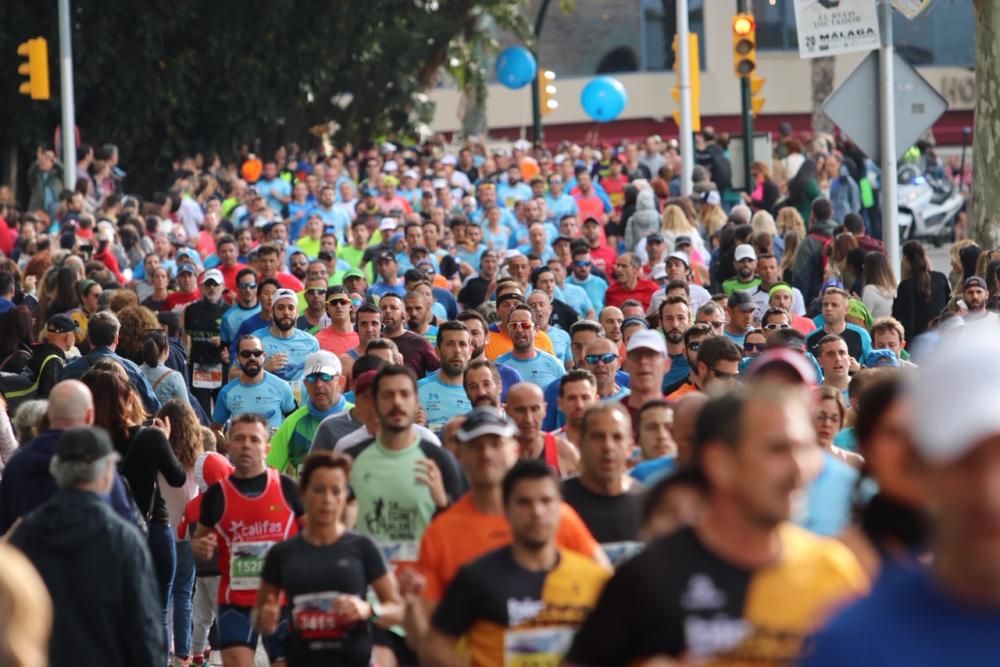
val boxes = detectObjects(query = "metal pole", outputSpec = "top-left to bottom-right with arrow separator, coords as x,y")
879,0 -> 899,277
738,0 -> 753,190
58,0 -> 77,187
531,0 -> 553,144
677,0 -> 694,196
958,126 -> 971,191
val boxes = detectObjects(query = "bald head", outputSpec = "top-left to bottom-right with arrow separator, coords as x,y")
506,382 -> 544,405
47,380 -> 94,429
672,391 -> 708,465
599,306 -> 625,343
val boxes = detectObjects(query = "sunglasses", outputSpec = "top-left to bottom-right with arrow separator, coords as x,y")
573,260 -> 592,268
239,282 -> 257,290
327,297 -> 351,306
744,342 -> 766,353
584,352 -> 618,365
508,321 -> 533,331
710,367 -> 740,381
687,341 -> 701,352
764,323 -> 790,330
304,372 -> 336,384
239,349 -> 264,359
306,288 -> 327,296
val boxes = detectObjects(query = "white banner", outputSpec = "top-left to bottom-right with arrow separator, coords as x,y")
794,0 -> 882,59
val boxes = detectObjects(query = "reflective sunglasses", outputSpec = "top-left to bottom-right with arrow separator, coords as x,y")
744,342 -> 766,353
305,288 -> 327,296
239,349 -> 264,359
239,282 -> 257,290
327,297 -> 351,306
764,323 -> 790,330
584,352 -> 618,365
507,321 -> 533,331
305,372 -> 336,384
573,260 -> 592,268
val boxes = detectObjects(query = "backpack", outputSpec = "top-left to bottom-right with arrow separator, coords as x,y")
2,354 -> 62,414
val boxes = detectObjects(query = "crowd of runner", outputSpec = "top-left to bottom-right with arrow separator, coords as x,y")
0,129 -> 996,667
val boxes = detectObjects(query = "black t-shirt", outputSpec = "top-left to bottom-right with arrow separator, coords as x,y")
184,298 -> 229,365
805,326 -> 866,361
261,532 -> 387,667
457,276 -> 491,309
119,426 -> 187,523
561,477 -> 644,566
388,331 -> 440,379
199,472 -> 305,528
141,295 -> 167,312
550,298 -> 579,331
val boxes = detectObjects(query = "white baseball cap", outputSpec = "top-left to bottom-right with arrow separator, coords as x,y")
912,331 -> 1000,464
383,160 -> 399,173
379,217 -> 397,231
271,288 -> 298,308
735,244 -> 757,262
200,269 -> 224,286
667,251 -> 690,267
304,350 -> 342,377
441,154 -> 457,166
626,329 -> 668,356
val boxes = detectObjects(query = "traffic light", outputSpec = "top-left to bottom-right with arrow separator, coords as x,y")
671,34 -> 701,131
750,74 -> 765,116
731,13 -> 757,79
17,37 -> 50,100
538,70 -> 557,116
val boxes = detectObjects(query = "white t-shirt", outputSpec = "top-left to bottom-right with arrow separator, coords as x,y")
335,423 -> 442,453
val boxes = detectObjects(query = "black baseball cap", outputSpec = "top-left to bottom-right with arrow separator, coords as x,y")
964,276 -> 988,291
496,292 -> 525,307
47,313 -> 78,334
727,290 -> 756,311
56,426 -> 115,463
376,251 -> 397,264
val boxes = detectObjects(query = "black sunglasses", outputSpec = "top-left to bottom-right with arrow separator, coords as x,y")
239,349 -> 264,359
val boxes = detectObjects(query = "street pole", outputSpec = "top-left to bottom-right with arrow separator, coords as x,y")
58,0 -> 77,187
737,0 -> 753,191
879,0 -> 899,277
531,0 -> 553,144
676,0 -> 694,196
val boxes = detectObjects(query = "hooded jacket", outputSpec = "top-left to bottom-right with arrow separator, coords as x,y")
791,217 -> 839,308
624,190 -> 662,251
9,488 -> 164,667
0,429 -> 140,533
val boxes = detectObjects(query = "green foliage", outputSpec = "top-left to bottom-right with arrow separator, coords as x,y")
0,0 -> 529,194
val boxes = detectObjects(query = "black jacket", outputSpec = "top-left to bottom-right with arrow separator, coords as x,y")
892,271 -> 951,342
26,341 -> 66,399
9,488 -> 163,667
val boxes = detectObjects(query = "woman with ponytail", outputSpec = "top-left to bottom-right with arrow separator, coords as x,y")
139,329 -> 190,405
891,240 -> 950,342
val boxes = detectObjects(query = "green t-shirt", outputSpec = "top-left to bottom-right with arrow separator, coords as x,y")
297,236 -> 322,260
722,277 -> 761,296
337,245 -> 365,270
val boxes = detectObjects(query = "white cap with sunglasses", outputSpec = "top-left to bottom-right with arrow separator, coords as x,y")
304,350 -> 342,378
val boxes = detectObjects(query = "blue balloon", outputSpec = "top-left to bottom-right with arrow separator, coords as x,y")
580,76 -> 628,122
495,46 -> 537,90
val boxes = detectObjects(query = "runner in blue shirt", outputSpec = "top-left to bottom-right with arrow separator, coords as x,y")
252,288 -> 320,402
495,305 -> 565,389
229,278 -> 280,359
213,335 -> 296,428
220,268 -> 262,349
566,247 -> 608,312
417,321 -> 474,431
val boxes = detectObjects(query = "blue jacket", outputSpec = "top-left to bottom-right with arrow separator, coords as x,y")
59,347 -> 161,414
0,429 -> 138,533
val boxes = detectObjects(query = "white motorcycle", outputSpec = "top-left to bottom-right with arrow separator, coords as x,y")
897,164 -> 966,247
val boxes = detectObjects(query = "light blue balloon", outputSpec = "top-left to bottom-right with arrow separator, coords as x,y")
495,46 -> 537,90
580,76 -> 628,122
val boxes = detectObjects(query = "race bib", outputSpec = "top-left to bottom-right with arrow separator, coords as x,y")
229,540 -> 277,590
292,591 -> 350,640
503,626 -> 575,667
378,541 -> 419,566
192,362 -> 223,389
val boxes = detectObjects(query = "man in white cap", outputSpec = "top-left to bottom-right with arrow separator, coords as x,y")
620,329 -> 670,433
266,350 -> 349,475
723,243 -> 761,296
804,331 -> 1000,666
251,288 -> 319,402
185,267 -> 231,413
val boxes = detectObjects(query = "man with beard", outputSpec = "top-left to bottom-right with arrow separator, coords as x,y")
340,305 -> 383,383
607,253 -> 659,311
483,285 -> 556,361
648,251 -> 712,317
457,310 -> 522,401
960,276 -> 998,328
221,268 -> 262,353
567,243 -> 609,312
345,365 -> 464,666
496,305 -> 565,389
185,268 -> 231,414
463,358 -> 505,410
213,335 -> 296,429
457,250 -> 499,309
252,288 -> 320,403
405,290 -> 438,344
288,250 -> 310,283
660,295 -> 692,392
295,276 -> 330,335
379,293 -> 440,379
556,370 -> 599,448
419,321 -> 474,431
256,243 -> 303,291
266,350 -> 350,475
507,383 -> 579,477
725,290 -> 757,348
722,244 -> 761,296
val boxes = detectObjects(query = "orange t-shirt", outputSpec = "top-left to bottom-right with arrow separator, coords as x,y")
315,327 -> 360,356
415,494 -> 601,601
484,328 -> 554,361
